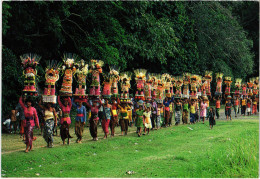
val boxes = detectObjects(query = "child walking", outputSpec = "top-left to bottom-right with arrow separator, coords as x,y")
156,101 -> 164,129
143,104 -> 152,135
135,100 -> 145,137
208,107 -> 216,129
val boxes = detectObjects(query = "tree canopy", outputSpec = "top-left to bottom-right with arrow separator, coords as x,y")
2,1 -> 258,117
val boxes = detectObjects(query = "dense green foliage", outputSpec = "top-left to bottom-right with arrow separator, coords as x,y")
2,1 -> 258,117
2,115 -> 259,177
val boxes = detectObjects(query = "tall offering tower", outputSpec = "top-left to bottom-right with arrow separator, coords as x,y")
144,74 -> 153,101
224,76 -> 232,98
204,71 -> 212,98
134,69 -> 147,101
215,72 -> 223,97
247,78 -> 254,97
74,59 -> 88,102
59,54 -> 77,96
20,54 -> 41,96
89,59 -> 104,98
119,72 -> 132,103
162,73 -> 172,98
110,67 -> 120,98
190,74 -> 199,99
234,78 -> 242,98
182,73 -> 190,99
42,60 -> 61,103
174,76 -> 183,99
253,77 -> 259,97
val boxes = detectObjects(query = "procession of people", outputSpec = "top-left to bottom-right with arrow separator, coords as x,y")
5,53 -> 259,153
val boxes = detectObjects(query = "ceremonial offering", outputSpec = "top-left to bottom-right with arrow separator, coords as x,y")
215,72 -> 224,97
119,72 -> 132,103
247,78 -> 254,97
59,54 -> 77,96
42,60 -> 62,103
20,54 -> 41,96
73,59 -> 88,102
89,59 -> 104,98
204,71 -> 212,97
171,76 -> 175,97
234,78 -> 242,97
174,76 -> 183,99
102,73 -> 112,99
224,76 -> 232,98
150,73 -> 158,99
197,75 -> 202,97
253,77 -> 259,97
134,69 -> 147,100
241,83 -> 248,97
190,74 -> 199,99
162,73 -> 172,98
110,67 -> 120,98
182,73 -> 191,99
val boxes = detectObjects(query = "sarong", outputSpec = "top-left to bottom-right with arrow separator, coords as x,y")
43,119 -> 54,144
75,121 -> 84,140
102,119 -> 110,134
25,121 -> 33,147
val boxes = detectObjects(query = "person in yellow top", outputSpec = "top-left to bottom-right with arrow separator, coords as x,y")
241,96 -> 247,116
143,103 -> 152,135
38,101 -> 57,148
252,97 -> 257,115
169,101 -> 174,126
189,99 -> 197,124
118,102 -> 132,136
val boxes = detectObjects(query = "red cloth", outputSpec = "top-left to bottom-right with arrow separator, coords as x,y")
19,97 -> 39,127
85,100 -> 102,115
20,120 -> 26,134
112,98 -> 120,110
58,96 -> 72,124
252,104 -> 257,114
102,119 -> 110,134
216,100 -> 220,109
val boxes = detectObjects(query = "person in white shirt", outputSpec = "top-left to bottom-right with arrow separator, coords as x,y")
143,104 -> 152,135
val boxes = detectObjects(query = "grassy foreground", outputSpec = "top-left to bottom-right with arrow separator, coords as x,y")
1,115 -> 259,178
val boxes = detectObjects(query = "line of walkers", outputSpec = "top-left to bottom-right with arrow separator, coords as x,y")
5,95 -> 258,153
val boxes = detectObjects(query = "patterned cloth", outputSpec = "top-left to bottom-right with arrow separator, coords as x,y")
43,119 -> 54,144
120,119 -> 129,132
135,110 -> 144,127
102,119 -> 110,134
25,121 -> 34,147
200,103 -> 208,117
190,113 -> 196,123
182,111 -> 189,124
175,111 -> 181,124
156,115 -> 161,127
110,116 -> 117,136
89,117 -> 98,138
75,121 -> 84,140
58,96 -> 72,125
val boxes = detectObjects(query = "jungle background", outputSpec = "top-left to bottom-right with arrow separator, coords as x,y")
2,1 -> 259,117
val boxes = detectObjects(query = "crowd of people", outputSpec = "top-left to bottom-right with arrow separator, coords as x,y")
3,94 -> 258,153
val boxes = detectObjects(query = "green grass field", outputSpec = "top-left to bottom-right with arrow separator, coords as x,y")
1,112 -> 259,178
